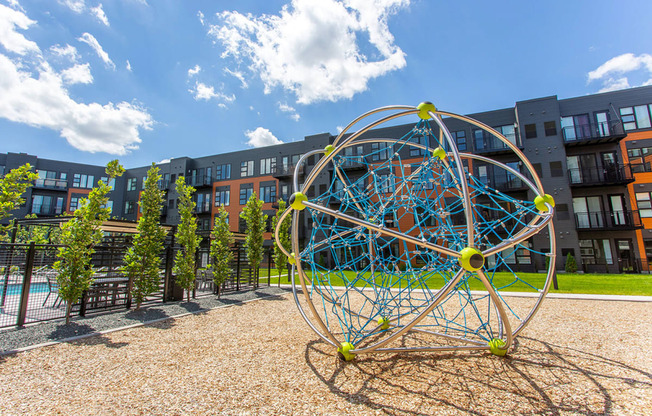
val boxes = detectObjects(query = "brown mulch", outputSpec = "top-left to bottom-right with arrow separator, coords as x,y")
0,294 -> 650,415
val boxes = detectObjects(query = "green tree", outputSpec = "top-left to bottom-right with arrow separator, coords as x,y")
209,205 -> 233,297
0,164 -> 38,239
122,164 -> 166,309
54,160 -> 124,324
240,191 -> 267,280
271,199 -> 291,282
564,253 -> 578,273
172,176 -> 202,302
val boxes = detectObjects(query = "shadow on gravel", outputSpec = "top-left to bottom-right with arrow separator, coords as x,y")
304,336 -> 652,415
124,307 -> 172,324
47,322 -> 96,342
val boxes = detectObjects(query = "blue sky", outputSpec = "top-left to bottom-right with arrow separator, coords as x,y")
1,0 -> 652,168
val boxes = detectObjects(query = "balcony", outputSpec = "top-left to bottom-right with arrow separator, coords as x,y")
568,165 -> 634,187
157,179 -> 169,190
189,175 -> 212,188
273,164 -> 304,179
574,210 -> 641,230
33,178 -> 67,190
331,158 -> 367,171
474,135 -> 521,156
562,121 -> 625,146
194,201 -> 212,214
478,172 -> 529,193
30,203 -> 64,216
160,205 -> 168,216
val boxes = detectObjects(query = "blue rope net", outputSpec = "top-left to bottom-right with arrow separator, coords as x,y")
294,114 -> 553,351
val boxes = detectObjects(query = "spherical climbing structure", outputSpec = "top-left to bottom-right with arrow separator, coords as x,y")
274,103 -> 556,360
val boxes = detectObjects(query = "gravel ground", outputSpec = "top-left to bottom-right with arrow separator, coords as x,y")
0,293 -> 650,415
0,286 -> 289,354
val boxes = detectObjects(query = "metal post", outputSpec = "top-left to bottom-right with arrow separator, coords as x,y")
236,246 -> 241,291
267,247 -> 271,286
163,227 -> 175,302
1,221 -> 19,307
17,241 -> 36,327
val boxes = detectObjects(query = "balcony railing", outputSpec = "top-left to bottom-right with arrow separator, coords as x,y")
574,210 -> 641,230
273,164 -> 304,178
157,179 -> 169,190
189,175 -> 212,187
567,164 -> 633,186
34,178 -> 67,190
478,172 -> 528,192
562,121 -> 625,145
30,203 -> 64,216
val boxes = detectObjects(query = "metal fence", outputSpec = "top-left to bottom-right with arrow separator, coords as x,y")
0,241 -> 266,329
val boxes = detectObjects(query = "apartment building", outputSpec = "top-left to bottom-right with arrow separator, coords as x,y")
2,85 -> 652,273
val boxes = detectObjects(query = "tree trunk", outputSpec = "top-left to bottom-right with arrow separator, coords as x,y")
65,301 -> 72,325
186,290 -> 190,303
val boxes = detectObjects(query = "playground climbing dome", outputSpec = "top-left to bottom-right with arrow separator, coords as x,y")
274,102 -> 556,361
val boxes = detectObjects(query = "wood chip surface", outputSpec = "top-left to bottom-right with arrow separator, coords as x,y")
0,294 -> 650,415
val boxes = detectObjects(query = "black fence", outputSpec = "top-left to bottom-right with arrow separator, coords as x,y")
0,241 -> 268,329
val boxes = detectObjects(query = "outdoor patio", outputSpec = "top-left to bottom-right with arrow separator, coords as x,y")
0,293 -> 649,415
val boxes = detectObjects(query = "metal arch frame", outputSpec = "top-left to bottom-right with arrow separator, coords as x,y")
273,103 -> 556,358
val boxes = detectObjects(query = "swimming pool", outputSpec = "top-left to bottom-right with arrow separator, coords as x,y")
0,283 -> 49,296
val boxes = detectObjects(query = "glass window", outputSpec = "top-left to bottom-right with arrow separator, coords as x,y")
239,186 -> 253,205
524,123 -> 537,139
636,192 -> 652,217
216,164 -> 231,180
124,201 -> 135,214
452,130 -> 466,151
260,184 -> 276,203
240,160 -> 254,177
127,178 -> 137,191
260,158 -> 276,175
544,121 -> 557,136
69,197 -> 79,212
549,161 -> 563,177
409,136 -> 428,157
621,105 -> 652,130
215,188 -> 230,206
371,143 -> 392,161
635,105 -> 652,129
627,147 -> 652,172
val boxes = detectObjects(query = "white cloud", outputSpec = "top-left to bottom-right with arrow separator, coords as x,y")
0,6 -> 153,155
209,0 -> 409,104
125,59 -> 131,71
588,53 -> 652,92
78,32 -> 115,69
189,81 -> 235,105
61,62 -> 93,84
224,67 -> 248,88
187,64 -> 201,77
157,158 -> 171,164
245,127 -> 283,147
59,0 -> 86,14
90,4 -> 109,26
277,102 -> 299,121
0,3 -> 39,55
197,10 -> 205,26
50,44 -> 79,62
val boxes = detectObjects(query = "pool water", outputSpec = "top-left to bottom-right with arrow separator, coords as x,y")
0,283 -> 49,296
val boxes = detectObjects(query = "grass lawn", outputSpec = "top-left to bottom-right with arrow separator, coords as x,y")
259,269 -> 652,296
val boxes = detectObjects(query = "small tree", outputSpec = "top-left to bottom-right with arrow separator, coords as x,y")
209,205 -> 233,297
54,160 -> 124,324
0,164 -> 38,239
564,253 -> 578,273
240,191 -> 267,278
172,176 -> 201,302
123,164 -> 166,309
271,199 -> 291,282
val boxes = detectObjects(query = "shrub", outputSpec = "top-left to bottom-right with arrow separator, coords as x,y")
564,253 -> 578,273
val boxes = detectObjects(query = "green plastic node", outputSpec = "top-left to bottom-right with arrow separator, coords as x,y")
432,147 -> 447,160
459,247 -> 484,272
289,192 -> 308,211
337,342 -> 356,361
288,253 -> 296,265
488,338 -> 508,356
534,194 -> 555,212
417,101 -> 436,119
378,317 -> 390,330
324,144 -> 335,156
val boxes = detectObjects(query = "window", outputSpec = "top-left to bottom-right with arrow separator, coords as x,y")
31,195 -> 63,215
171,174 -> 176,185
260,157 -> 276,175
452,130 -> 467,151
409,135 -> 428,157
100,176 -> 115,190
105,201 -> 113,214
556,203 -> 569,221
280,184 -> 290,201
620,105 -> 652,131
627,147 -> 652,172
573,196 -> 603,228
216,164 -> 231,180
524,123 -> 537,139
474,124 -> 516,150
544,121 -> 557,136
69,197 -> 79,212
215,188 -> 230,206
189,168 -> 211,186
532,163 -> 543,178
549,161 -> 563,177
124,201 -> 135,214
142,176 -> 147,190
240,160 -> 254,177
371,143 -> 392,161
195,193 -> 211,213
636,192 -> 652,217
377,173 -> 395,193
169,199 -> 176,209
260,184 -> 276,203
495,124 -> 516,145
73,173 -> 94,188
281,155 -> 300,170
560,114 -> 591,141
127,178 -> 137,191
579,239 -> 613,265
240,186 -> 253,205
